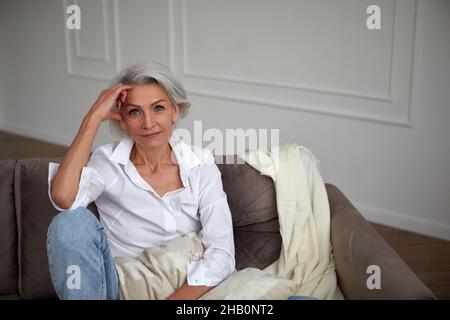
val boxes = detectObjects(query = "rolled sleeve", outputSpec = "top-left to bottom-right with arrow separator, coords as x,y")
187,158 -> 236,286
48,161 -> 105,211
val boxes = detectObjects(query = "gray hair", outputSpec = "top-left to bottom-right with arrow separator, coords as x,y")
109,62 -> 190,138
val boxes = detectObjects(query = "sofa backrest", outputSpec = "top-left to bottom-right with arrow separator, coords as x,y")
0,160 -> 19,298
14,158 -> 64,299
1,156 -> 282,299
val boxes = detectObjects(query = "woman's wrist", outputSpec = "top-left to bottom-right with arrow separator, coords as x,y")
166,283 -> 214,300
83,111 -> 103,128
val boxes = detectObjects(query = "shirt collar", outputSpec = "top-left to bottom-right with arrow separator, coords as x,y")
109,133 -> 202,174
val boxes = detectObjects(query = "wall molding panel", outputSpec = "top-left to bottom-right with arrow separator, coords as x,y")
169,0 -> 417,127
64,0 -> 120,81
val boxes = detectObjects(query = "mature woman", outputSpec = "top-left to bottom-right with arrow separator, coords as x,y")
47,62 -> 235,300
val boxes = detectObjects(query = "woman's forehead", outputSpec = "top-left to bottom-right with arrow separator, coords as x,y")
126,83 -> 170,103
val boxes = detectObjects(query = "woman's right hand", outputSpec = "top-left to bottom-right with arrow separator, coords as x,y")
87,83 -> 133,122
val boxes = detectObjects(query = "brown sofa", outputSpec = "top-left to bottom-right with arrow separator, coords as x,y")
0,156 -> 436,300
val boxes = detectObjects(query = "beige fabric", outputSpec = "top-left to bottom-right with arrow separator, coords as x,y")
114,143 -> 337,300
115,231 -> 298,300
199,268 -> 298,300
114,232 -> 204,300
235,144 -> 338,300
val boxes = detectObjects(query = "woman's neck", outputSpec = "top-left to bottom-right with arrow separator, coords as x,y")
131,143 -> 174,170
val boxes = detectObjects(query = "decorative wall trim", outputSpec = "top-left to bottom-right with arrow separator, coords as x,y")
180,0 -> 396,102
168,0 -> 418,128
63,0 -> 120,81
73,0 -> 109,62
356,202 -> 450,242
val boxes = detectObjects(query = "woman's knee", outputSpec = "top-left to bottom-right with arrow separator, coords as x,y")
47,207 -> 99,244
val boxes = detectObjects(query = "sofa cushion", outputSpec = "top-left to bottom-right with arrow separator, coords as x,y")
216,155 -> 281,270
0,159 -> 19,296
15,158 -> 62,299
216,155 -> 279,226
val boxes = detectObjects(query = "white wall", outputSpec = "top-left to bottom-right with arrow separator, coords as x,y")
0,0 -> 449,240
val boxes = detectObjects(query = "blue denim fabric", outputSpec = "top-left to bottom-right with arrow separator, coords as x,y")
46,207 -> 119,300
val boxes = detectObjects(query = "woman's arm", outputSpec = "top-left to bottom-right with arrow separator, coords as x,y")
167,153 -> 235,300
50,83 -> 132,209
166,283 -> 215,300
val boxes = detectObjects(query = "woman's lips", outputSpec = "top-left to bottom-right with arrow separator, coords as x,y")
141,131 -> 161,139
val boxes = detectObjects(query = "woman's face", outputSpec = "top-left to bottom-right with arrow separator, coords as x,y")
118,83 -> 179,149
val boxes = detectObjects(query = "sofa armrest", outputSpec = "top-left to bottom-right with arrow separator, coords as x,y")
325,184 -> 436,300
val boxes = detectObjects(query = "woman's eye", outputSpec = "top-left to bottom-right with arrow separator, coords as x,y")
155,105 -> 165,112
128,109 -> 140,116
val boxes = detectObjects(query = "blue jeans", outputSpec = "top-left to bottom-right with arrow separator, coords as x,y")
46,207 -> 119,300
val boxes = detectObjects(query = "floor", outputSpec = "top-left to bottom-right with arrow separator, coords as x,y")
371,224 -> 450,299
1,130 -> 449,299
0,130 -> 68,159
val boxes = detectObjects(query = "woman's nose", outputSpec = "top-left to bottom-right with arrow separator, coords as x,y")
141,112 -> 154,129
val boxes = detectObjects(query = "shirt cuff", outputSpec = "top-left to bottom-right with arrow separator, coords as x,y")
186,249 -> 235,287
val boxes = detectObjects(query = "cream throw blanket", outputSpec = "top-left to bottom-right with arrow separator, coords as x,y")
235,143 -> 338,299
114,143 -> 339,300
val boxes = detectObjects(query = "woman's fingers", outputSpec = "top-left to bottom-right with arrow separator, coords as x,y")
107,83 -> 123,92
114,85 -> 132,104
104,83 -> 132,107
116,90 -> 128,110
114,84 -> 133,94
120,91 -> 127,104
88,84 -> 133,122
107,83 -> 132,96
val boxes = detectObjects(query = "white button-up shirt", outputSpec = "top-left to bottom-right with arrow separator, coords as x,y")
48,133 -> 235,286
